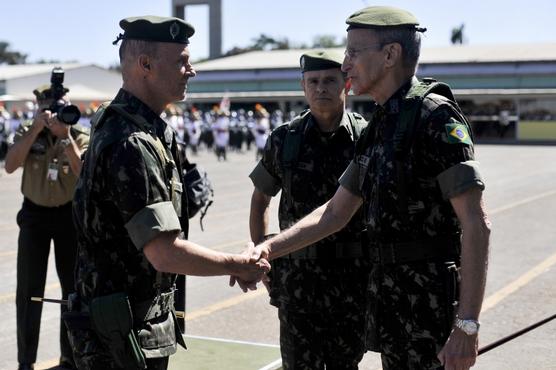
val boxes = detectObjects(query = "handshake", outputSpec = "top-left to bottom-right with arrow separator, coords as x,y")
228,242 -> 271,292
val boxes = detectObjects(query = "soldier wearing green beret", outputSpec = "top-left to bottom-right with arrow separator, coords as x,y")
5,84 -> 89,370
248,6 -> 490,370
69,15 -> 269,370
246,50 -> 370,368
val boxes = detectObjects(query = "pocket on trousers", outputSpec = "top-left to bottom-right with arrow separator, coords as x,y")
137,313 -> 178,358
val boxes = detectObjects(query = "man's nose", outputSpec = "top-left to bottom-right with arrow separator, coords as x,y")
341,58 -> 351,73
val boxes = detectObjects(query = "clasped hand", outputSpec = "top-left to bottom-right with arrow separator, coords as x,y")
229,242 -> 270,292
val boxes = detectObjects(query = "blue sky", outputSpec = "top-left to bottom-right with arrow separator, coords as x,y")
1,0 -> 554,67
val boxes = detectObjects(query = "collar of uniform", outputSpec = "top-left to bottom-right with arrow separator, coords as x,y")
113,88 -> 166,137
305,111 -> 353,140
381,76 -> 417,115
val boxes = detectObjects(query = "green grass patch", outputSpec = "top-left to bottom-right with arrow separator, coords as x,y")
519,121 -> 556,140
169,335 -> 281,370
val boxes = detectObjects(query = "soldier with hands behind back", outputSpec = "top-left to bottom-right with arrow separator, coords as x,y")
247,50 -> 370,369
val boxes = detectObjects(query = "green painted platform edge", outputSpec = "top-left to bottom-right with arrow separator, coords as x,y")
169,336 -> 281,370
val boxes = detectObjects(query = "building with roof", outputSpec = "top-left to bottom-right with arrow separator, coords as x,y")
0,63 -> 121,109
188,42 -> 556,141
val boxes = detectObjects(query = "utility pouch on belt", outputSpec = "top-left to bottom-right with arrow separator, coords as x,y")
89,293 -> 147,370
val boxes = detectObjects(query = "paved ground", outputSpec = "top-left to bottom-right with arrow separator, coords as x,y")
0,144 -> 555,369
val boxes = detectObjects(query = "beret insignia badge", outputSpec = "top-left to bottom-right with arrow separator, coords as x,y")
169,22 -> 180,40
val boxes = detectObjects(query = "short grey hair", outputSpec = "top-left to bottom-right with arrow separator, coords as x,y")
119,39 -> 160,82
119,39 -> 159,65
374,27 -> 421,70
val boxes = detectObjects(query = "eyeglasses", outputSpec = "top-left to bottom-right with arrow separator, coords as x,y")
344,44 -> 383,59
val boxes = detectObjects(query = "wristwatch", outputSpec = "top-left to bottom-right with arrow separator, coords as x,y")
454,316 -> 480,335
60,138 -> 72,148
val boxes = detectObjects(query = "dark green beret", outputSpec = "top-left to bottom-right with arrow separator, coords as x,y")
113,15 -> 195,45
300,50 -> 344,72
33,85 -> 68,101
346,6 -> 426,32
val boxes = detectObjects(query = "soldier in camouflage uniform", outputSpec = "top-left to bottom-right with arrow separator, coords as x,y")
5,85 -> 89,370
70,16 -> 269,370
251,6 -> 491,370
248,51 -> 370,369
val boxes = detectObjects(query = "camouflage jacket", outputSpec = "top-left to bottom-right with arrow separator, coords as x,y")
73,89 -> 186,306
340,78 -> 485,243
251,111 -> 366,247
250,111 -> 371,312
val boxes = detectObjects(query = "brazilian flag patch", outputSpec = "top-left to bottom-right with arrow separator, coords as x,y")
445,120 -> 472,145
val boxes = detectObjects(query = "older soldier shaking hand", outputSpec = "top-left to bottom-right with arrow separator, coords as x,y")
70,16 -> 269,370
245,6 -> 490,370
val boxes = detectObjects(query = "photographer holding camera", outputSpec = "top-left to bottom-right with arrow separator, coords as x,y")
5,68 -> 89,370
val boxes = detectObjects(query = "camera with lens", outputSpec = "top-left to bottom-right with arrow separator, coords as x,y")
46,67 -> 81,125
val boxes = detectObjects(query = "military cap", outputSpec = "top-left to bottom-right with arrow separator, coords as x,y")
113,15 -> 195,45
346,6 -> 426,32
32,85 -> 68,101
300,50 -> 344,72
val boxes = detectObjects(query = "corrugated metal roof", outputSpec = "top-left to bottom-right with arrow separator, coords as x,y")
420,43 -> 556,64
194,43 -> 556,72
0,63 -> 86,80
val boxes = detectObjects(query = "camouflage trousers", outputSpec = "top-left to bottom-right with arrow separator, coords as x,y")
278,308 -> 368,370
67,327 -> 169,370
269,258 -> 371,369
367,260 -> 459,370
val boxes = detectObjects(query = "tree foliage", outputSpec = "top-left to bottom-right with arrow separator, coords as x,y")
0,41 -> 27,64
451,24 -> 466,45
223,33 -> 345,58
312,35 -> 345,48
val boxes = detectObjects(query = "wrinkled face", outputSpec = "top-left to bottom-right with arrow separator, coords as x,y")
301,68 -> 346,112
151,43 -> 196,104
342,28 -> 385,96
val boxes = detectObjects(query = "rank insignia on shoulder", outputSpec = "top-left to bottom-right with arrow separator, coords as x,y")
445,120 -> 472,145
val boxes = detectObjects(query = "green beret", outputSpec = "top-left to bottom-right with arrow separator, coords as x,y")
113,15 -> 195,45
346,6 -> 426,32
300,50 -> 344,72
33,85 -> 68,101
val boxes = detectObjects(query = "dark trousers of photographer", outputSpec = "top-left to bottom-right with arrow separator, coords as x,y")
16,198 -> 77,365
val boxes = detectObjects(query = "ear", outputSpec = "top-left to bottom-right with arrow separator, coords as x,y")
384,43 -> 403,68
300,77 -> 306,93
138,54 -> 152,74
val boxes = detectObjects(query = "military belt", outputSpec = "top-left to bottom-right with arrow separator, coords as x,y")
132,289 -> 175,323
368,234 -> 461,265
63,290 -> 176,332
287,241 -> 367,260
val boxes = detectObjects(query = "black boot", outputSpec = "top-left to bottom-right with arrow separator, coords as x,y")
17,364 -> 34,370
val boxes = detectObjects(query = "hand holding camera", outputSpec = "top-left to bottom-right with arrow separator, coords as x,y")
41,67 -> 81,126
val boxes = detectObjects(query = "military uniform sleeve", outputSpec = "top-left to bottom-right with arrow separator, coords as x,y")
104,136 -> 181,250
419,101 -> 485,199
338,159 -> 363,197
248,127 -> 284,196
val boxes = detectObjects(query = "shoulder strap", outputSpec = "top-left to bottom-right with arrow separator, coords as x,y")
98,103 -> 177,297
107,104 -> 172,170
281,109 -> 311,209
394,78 -> 460,222
346,112 -> 367,141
